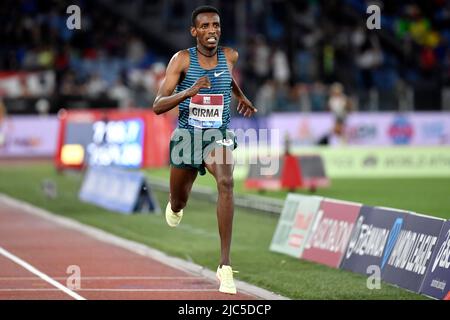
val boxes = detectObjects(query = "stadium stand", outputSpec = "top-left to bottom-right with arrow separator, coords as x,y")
2,0 -> 450,115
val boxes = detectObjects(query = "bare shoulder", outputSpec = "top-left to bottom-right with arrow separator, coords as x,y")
222,47 -> 239,65
168,49 -> 190,72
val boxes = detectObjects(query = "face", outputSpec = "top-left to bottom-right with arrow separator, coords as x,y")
191,12 -> 221,50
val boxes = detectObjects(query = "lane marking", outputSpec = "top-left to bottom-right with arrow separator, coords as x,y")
0,288 -> 217,292
0,246 -> 86,300
0,193 -> 288,300
0,276 -> 201,281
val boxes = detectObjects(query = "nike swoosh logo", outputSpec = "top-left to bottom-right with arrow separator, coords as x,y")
216,139 -> 233,147
214,71 -> 225,77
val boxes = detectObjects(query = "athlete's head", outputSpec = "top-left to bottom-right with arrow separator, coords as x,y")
191,5 -> 221,50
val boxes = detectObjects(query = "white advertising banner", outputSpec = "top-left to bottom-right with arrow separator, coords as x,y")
268,112 -> 450,147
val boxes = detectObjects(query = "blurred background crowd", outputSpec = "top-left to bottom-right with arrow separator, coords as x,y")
1,0 -> 450,116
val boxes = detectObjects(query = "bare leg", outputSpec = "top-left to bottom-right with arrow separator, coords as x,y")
169,166 -> 198,212
205,147 -> 234,266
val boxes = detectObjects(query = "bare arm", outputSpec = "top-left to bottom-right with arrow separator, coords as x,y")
224,47 -> 245,99
224,47 -> 257,117
231,77 -> 246,100
152,51 -> 210,115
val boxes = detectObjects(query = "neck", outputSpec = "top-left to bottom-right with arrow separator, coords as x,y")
196,45 -> 218,58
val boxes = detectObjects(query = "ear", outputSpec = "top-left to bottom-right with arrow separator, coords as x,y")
190,26 -> 197,38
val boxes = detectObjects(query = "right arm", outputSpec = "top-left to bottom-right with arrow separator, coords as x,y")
152,50 -> 211,115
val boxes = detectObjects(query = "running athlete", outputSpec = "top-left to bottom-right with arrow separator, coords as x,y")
152,5 -> 257,295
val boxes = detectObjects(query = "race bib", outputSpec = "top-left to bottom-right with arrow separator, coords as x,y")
188,94 -> 223,129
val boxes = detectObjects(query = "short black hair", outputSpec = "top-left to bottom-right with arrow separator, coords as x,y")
191,5 -> 220,27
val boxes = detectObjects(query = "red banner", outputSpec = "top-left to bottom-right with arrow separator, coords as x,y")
55,108 -> 174,170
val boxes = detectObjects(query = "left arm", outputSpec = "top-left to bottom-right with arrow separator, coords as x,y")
224,47 -> 258,117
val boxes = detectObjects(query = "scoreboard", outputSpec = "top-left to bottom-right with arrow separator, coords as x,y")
87,118 -> 144,167
55,109 -> 174,170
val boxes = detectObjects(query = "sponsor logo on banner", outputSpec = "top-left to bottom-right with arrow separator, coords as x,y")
340,206 -> 406,275
382,213 -> 444,293
0,116 -> 59,157
270,194 -> 322,258
388,116 -> 414,145
286,147 -> 450,178
267,112 -> 450,147
301,199 -> 361,268
421,122 -> 445,140
381,218 -> 404,269
347,125 -> 377,143
420,220 -> 450,299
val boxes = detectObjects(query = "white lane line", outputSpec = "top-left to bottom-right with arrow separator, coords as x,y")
0,246 -> 86,300
0,276 -> 202,281
0,288 -> 217,292
0,193 -> 289,300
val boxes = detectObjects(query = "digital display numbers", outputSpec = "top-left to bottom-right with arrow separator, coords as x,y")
86,119 -> 144,168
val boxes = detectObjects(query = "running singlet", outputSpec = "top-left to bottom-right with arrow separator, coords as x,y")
175,47 -> 232,130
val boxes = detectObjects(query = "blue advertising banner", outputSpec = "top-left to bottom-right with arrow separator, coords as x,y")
79,166 -> 160,214
420,220 -> 450,299
340,206 -> 407,275
382,213 -> 444,293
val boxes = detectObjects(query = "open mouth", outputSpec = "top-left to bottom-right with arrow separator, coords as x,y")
207,37 -> 217,44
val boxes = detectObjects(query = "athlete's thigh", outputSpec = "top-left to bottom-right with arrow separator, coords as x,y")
169,166 -> 198,201
204,147 -> 234,180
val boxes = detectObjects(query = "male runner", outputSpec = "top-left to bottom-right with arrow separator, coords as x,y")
152,5 -> 257,294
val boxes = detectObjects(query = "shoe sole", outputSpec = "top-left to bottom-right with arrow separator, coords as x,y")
216,274 -> 237,295
165,212 -> 182,227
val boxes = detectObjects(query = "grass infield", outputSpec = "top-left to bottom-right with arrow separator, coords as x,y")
1,163 -> 449,299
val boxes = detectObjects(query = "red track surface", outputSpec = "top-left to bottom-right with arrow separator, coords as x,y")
0,200 -> 256,300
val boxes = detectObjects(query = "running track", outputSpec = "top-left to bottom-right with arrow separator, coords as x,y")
0,195 -> 280,300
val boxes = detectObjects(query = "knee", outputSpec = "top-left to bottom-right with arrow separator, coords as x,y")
170,198 -> 187,212
217,176 -> 234,193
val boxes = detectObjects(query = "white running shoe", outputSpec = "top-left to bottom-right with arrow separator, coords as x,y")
216,265 -> 237,295
165,202 -> 183,227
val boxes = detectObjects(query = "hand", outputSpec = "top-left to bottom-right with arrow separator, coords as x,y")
188,76 -> 211,97
237,97 -> 258,117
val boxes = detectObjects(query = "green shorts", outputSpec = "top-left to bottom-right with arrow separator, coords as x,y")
169,128 -> 237,175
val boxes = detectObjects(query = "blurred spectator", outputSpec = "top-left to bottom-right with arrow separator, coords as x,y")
272,48 -> 290,85
108,78 -> 131,109
310,81 -> 327,112
127,36 -> 146,65
37,45 -> 55,69
19,74 -> 31,98
328,82 -> 352,144
420,47 -> 437,72
0,99 -> 7,147
86,73 -> 108,98
328,82 -> 352,123
2,0 -> 450,113
251,35 -> 271,86
356,35 -> 383,90
291,83 -> 312,113
254,79 -> 276,116
60,71 -> 78,96
35,98 -> 50,115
